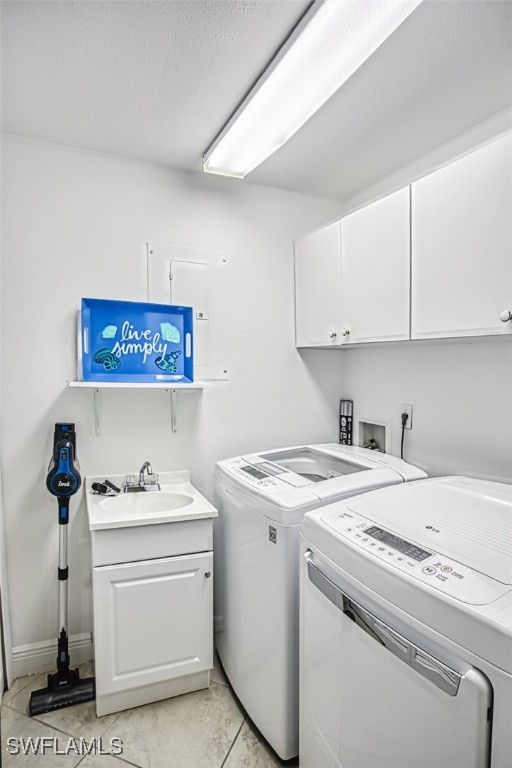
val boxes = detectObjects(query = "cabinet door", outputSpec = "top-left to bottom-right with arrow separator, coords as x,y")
94,553 -> 213,697
341,187 -> 410,343
295,221 -> 342,346
412,133 -> 512,339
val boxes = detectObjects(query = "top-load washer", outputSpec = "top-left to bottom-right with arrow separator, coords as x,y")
213,444 -> 426,759
300,475 -> 512,768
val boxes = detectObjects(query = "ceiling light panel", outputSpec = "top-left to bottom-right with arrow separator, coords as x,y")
203,0 -> 423,178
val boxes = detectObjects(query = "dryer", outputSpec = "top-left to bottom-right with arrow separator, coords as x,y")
214,444 -> 426,759
300,476 -> 512,768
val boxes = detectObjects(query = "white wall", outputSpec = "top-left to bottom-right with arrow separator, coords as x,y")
0,203 -> 13,691
0,137 -> 342,671
341,340 -> 512,481
0,207 -> 2,695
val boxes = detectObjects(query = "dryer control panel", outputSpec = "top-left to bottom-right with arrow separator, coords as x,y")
322,509 -> 510,605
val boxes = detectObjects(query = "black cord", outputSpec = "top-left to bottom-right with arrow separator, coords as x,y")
400,411 -> 409,459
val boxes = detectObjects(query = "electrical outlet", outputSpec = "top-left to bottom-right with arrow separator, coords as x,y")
401,403 -> 413,430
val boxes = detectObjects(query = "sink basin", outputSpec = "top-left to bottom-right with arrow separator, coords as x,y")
99,492 -> 194,515
86,470 -> 217,531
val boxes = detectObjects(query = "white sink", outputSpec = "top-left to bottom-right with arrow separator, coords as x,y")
99,492 -> 194,515
86,470 -> 217,530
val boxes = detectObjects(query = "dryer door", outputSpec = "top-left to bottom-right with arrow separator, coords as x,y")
300,553 -> 492,768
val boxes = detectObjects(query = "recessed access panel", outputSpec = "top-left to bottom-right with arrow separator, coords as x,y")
170,260 -> 209,370
148,243 -> 219,380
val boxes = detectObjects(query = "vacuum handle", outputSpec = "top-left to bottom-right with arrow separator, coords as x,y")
58,497 -> 69,525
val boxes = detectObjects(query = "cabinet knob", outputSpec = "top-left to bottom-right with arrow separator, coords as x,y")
328,330 -> 337,339
341,327 -> 350,337
204,571 -> 211,578
499,310 -> 512,323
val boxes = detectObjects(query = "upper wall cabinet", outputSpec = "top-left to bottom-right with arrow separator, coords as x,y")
295,221 -> 342,347
340,187 -> 410,344
411,133 -> 512,339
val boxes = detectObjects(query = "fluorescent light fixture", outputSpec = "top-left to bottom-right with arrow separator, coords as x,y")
203,0 -> 423,178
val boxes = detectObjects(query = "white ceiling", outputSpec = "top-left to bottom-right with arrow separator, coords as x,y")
2,0 -> 512,201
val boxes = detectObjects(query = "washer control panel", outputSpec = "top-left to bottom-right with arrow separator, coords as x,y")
322,510 -> 510,605
222,458 -> 287,491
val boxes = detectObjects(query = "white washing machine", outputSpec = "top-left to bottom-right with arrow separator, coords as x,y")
213,444 -> 426,760
300,476 -> 512,768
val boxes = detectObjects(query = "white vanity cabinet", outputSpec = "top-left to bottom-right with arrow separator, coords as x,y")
86,472 -> 217,717
340,186 -> 410,344
93,552 -> 213,716
295,221 -> 342,346
411,133 -> 512,339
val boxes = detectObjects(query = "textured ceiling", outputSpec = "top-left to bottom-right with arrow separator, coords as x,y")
1,1 -> 311,169
2,1 -> 512,201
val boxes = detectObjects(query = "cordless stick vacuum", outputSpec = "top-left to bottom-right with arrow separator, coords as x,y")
29,424 -> 95,716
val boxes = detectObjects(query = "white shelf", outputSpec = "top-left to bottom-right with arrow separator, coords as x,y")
68,380 -> 210,390
68,380 -> 217,435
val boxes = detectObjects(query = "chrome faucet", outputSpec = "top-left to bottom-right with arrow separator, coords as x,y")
123,462 -> 160,492
139,461 -> 153,486
138,461 -> 160,491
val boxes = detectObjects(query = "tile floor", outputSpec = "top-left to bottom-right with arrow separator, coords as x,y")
1,657 -> 296,767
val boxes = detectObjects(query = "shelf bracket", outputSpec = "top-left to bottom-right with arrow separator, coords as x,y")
93,388 -> 102,437
170,388 -> 179,433
67,380 -> 211,436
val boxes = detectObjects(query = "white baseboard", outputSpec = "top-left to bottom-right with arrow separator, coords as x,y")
12,633 -> 93,679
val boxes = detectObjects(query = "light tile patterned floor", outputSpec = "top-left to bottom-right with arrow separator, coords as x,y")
1,656 -> 296,767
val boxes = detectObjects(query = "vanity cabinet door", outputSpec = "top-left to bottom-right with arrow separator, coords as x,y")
295,221 -> 343,346
93,552 -> 213,698
412,133 -> 512,339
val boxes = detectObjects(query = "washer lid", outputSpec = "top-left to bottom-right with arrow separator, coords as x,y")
261,446 -> 367,483
260,444 -> 426,485
215,445 -> 426,523
341,476 -> 512,586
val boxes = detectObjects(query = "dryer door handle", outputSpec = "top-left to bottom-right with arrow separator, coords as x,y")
305,552 -> 461,696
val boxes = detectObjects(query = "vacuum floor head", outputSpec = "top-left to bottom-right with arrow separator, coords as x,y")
29,670 -> 95,716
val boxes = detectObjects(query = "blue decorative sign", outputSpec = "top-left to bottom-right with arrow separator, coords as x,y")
81,298 -> 194,382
